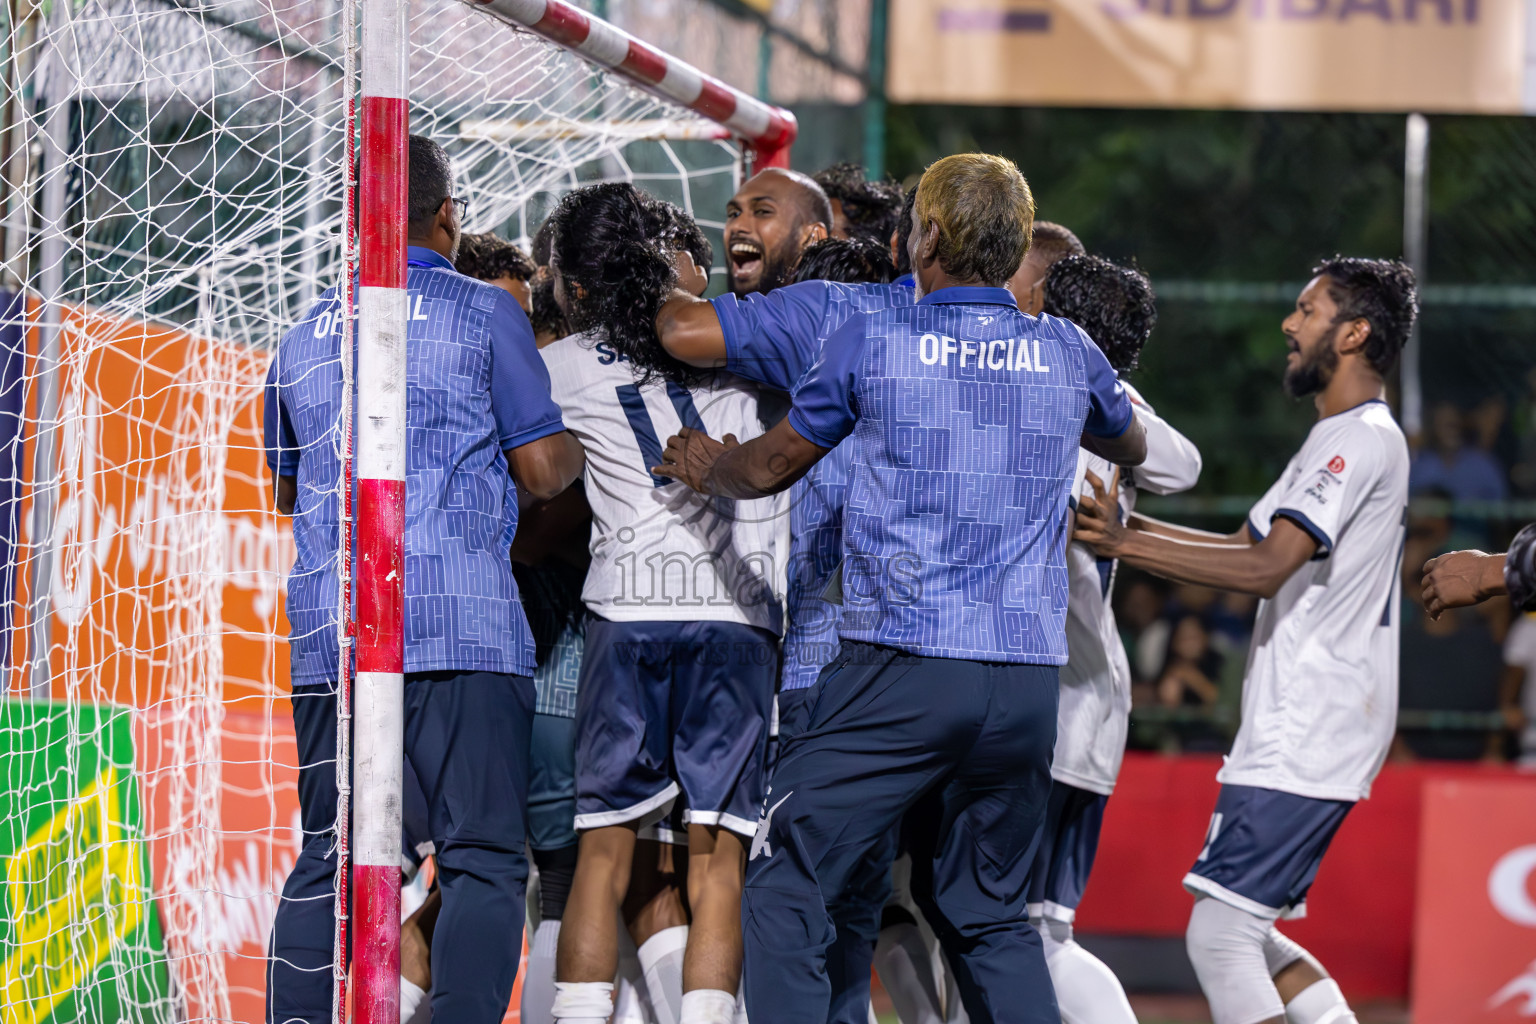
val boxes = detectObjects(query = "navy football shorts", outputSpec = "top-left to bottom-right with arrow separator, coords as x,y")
1183,783 -> 1354,919
574,617 -> 778,838
1025,781 -> 1108,923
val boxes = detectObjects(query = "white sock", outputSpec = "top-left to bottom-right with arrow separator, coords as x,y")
615,975 -> 651,1024
520,919 -> 562,1024
551,980 -> 614,1024
680,988 -> 738,1024
637,926 -> 688,1024
1285,979 -> 1357,1024
1035,915 -> 1135,1024
400,977 -> 429,1024
873,922 -> 946,1024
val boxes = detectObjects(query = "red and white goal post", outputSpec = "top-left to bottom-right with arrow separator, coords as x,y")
345,2 -> 796,1022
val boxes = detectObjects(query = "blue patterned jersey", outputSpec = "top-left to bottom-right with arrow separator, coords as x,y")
712,276 -> 916,688
788,286 -> 1133,665
264,246 -> 566,682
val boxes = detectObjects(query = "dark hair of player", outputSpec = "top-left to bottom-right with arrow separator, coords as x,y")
813,162 -> 907,247
1310,256 -> 1419,376
455,232 -> 536,282
641,197 -> 713,271
914,153 -> 1034,287
531,216 -> 557,267
1031,221 -> 1086,267
794,237 -> 896,285
893,180 -> 919,277
407,134 -> 454,230
1042,254 -> 1157,373
1508,522 -> 1536,613
549,182 -> 700,387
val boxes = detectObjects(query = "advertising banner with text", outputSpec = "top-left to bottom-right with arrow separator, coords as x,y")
888,0 -> 1534,113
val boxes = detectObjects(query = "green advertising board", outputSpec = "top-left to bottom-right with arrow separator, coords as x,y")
0,701 -> 172,1024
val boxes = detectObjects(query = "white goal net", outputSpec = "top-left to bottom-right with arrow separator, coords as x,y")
0,0 -> 768,1019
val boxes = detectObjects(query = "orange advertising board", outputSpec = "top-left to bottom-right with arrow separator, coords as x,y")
1412,777 -> 1536,1023
7,300 -> 292,706
888,0 -> 1533,113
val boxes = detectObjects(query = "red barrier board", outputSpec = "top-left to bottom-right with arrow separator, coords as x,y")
1411,778 -> 1536,1024
1077,753 -> 1522,1001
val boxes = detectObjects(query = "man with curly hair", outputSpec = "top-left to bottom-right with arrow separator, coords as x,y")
1075,257 -> 1418,1024
540,183 -> 786,1024
812,162 -> 905,249
456,231 -> 538,311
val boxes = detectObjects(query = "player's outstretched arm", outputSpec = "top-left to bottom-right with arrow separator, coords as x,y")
654,281 -> 728,368
1424,523 -> 1536,617
1421,550 -> 1507,618
1124,512 -> 1252,547
653,420 -> 828,499
1075,470 -> 1316,598
507,431 -> 585,502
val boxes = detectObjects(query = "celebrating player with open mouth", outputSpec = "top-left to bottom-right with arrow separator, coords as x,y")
1074,257 -> 1418,1024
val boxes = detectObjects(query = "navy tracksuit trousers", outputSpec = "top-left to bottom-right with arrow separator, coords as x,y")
742,640 -> 1060,1024
266,671 -> 534,1024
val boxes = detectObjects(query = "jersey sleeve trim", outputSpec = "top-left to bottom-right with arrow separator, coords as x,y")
1271,508 -> 1333,558
1246,517 -> 1265,543
502,417 -> 567,452
711,295 -> 746,376
1086,398 -> 1135,439
787,406 -> 844,450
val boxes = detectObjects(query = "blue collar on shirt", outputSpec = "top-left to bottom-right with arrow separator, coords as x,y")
917,285 -> 1018,307
407,245 -> 455,271
894,273 -> 915,289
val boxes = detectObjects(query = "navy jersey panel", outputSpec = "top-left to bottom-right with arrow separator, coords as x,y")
787,287 -> 1133,664
264,246 -> 565,681
1025,781 -> 1108,919
710,277 -> 917,692
741,641 -> 1059,1024
574,618 -> 777,836
1184,784 -> 1353,918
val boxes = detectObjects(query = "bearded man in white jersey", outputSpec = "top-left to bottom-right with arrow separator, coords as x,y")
1075,256 -> 1417,1024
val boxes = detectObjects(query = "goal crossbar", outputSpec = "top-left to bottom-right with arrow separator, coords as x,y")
462,0 -> 798,168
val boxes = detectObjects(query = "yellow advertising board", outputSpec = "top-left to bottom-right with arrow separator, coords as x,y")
888,0 -> 1533,113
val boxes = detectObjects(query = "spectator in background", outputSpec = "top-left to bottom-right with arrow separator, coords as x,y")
1411,401 -> 1508,502
1510,368 -> 1536,496
1117,577 -> 1167,686
1155,614 -> 1227,752
1502,610 -> 1536,765
811,161 -> 906,248
1396,500 -> 1506,761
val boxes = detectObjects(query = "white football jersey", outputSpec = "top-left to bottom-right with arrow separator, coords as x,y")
542,332 -> 788,633
1220,399 -> 1408,801
1059,383 -> 1202,795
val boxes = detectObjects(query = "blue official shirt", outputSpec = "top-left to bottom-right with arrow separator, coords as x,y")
788,285 -> 1133,665
711,276 -> 916,688
264,246 -> 566,683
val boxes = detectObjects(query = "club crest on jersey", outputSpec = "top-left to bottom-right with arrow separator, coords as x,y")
917,333 -> 1051,373
1328,455 -> 1346,474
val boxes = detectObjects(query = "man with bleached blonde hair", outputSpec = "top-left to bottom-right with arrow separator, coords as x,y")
652,152 -> 1148,1024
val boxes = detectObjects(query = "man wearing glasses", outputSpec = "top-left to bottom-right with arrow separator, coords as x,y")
264,134 -> 584,1024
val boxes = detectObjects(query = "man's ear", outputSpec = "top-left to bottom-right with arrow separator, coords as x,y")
917,220 -> 941,265
435,196 -> 455,235
1337,317 -> 1372,357
801,221 -> 829,246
